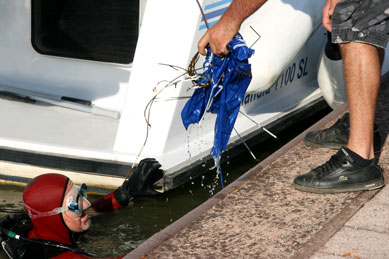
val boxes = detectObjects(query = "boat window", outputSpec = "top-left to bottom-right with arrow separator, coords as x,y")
31,0 -> 139,64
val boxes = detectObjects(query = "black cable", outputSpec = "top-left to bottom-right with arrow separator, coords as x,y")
0,226 -> 95,257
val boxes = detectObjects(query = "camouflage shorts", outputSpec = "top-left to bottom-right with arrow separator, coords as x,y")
331,0 -> 389,49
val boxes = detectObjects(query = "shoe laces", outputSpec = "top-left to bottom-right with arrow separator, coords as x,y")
322,118 -> 348,134
313,153 -> 344,177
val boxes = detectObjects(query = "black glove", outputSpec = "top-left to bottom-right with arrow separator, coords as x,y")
122,158 -> 164,197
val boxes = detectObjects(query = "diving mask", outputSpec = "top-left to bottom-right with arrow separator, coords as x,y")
25,183 -> 91,219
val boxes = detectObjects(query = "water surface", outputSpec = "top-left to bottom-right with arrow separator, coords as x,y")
0,108 -> 330,258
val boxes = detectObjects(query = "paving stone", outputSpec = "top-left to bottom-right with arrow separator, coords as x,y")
370,181 -> 389,205
344,199 -> 389,233
311,252 -> 350,259
312,227 -> 389,259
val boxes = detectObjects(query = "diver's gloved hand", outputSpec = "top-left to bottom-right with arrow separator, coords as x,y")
123,158 -> 164,197
113,158 -> 163,206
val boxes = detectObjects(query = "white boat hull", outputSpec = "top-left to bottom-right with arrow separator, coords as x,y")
0,0 -> 370,191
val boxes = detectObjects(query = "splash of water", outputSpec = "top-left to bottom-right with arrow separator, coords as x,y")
213,155 -> 224,188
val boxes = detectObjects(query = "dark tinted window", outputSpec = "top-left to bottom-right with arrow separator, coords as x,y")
32,0 -> 139,64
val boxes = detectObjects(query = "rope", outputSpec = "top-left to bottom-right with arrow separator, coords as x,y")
124,0 -> 211,184
123,69 -> 198,182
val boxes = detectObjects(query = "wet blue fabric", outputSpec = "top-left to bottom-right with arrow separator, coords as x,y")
181,34 -> 254,158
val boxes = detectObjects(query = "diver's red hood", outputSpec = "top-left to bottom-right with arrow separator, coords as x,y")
23,173 -> 74,245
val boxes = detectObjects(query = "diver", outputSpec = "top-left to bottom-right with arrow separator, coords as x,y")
0,158 -> 163,258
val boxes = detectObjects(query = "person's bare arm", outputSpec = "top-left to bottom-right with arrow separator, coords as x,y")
322,0 -> 341,32
198,0 -> 267,56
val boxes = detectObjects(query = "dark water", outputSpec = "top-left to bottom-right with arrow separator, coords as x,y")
0,107 -> 331,258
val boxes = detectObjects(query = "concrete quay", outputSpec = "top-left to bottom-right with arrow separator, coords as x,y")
126,76 -> 389,259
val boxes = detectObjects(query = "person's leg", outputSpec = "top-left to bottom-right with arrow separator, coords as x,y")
293,0 -> 388,193
303,0 -> 388,153
341,42 -> 384,160
293,43 -> 385,193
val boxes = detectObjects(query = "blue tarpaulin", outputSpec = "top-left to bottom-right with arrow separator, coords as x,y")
181,33 -> 254,160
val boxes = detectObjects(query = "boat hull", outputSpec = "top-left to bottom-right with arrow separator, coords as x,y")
0,0 -> 357,191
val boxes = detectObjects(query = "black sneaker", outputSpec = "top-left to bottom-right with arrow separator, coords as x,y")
304,113 -> 382,153
293,147 -> 384,193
